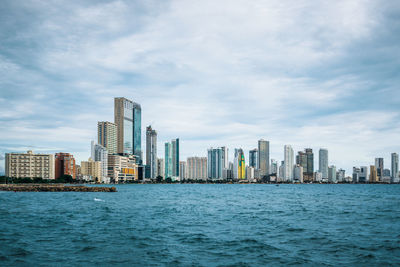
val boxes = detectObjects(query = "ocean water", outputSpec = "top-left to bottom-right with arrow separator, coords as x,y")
0,184 -> 399,266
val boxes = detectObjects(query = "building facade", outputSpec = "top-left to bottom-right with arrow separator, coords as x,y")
249,149 -> 258,169
157,158 -> 165,178
370,165 -> 378,183
284,145 -> 294,181
294,165 -> 303,183
5,151 -> 55,179
328,165 -> 337,183
171,138 -> 180,178
91,141 -> 108,183
97,121 -> 117,154
207,147 -> 224,179
179,161 -> 187,180
296,148 -> 314,182
165,142 -> 172,179
319,149 -> 328,179
55,152 -> 76,179
187,157 -> 207,180
146,126 -> 157,179
107,154 -> 138,183
114,97 -> 141,160
81,158 -> 102,182
237,149 -> 246,179
258,139 -> 270,177
391,153 -> 399,181
375,158 -> 384,181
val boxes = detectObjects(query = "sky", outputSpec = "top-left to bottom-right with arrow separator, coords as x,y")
0,0 -> 399,175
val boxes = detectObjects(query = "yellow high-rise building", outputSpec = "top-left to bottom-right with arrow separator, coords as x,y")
370,165 -> 378,183
238,149 -> 246,179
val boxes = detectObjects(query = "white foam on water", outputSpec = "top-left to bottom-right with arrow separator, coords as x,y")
94,198 -> 104,202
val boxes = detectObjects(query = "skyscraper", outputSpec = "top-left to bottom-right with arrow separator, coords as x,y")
165,143 -> 172,178
319,149 -> 328,179
284,145 -> 294,181
221,146 -> 228,170
179,161 -> 187,180
207,147 -> 223,179
258,139 -> 270,177
114,97 -> 141,160
157,158 -> 165,178
294,165 -> 303,183
375,158 -> 384,181
360,166 -> 368,183
237,149 -> 245,179
146,126 -> 157,179
187,157 -> 207,180
97,121 -> 117,154
391,153 -> 399,181
91,141 -> 108,182
296,148 -> 314,182
328,165 -> 336,183
249,149 -> 258,169
171,138 -> 180,178
370,165 -> 378,183
270,159 -> 278,175
233,148 -> 239,179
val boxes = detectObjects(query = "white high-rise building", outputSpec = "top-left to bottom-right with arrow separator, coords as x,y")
284,145 -> 294,181
270,159 -> 278,175
319,149 -> 329,179
91,141 -> 108,183
294,165 -> 303,183
179,161 -> 187,180
278,161 -> 285,182
233,149 -> 239,179
328,165 -> 337,183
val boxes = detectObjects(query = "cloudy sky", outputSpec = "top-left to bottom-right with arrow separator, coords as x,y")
0,0 -> 399,175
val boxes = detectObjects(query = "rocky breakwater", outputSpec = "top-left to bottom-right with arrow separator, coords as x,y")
0,184 -> 117,192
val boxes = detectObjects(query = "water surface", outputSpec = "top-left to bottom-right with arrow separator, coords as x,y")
0,184 -> 399,266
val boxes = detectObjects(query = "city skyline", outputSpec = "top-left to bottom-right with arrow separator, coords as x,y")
1,1 -> 400,175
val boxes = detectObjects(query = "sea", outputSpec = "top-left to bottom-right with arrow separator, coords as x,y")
0,184 -> 399,266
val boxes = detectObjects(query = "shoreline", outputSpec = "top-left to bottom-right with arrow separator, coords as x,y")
0,184 -> 117,192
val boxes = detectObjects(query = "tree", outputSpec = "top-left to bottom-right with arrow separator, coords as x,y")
165,177 -> 172,183
156,176 -> 163,183
56,175 -> 74,183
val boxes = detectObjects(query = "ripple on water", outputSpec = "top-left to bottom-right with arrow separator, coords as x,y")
0,184 -> 399,266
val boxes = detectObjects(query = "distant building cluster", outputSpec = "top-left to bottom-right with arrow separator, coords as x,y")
4,97 -> 400,184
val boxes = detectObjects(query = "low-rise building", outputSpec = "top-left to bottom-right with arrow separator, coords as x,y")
81,158 -> 102,183
5,150 -> 55,179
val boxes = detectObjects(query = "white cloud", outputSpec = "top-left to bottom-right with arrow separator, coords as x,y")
0,0 -> 399,175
